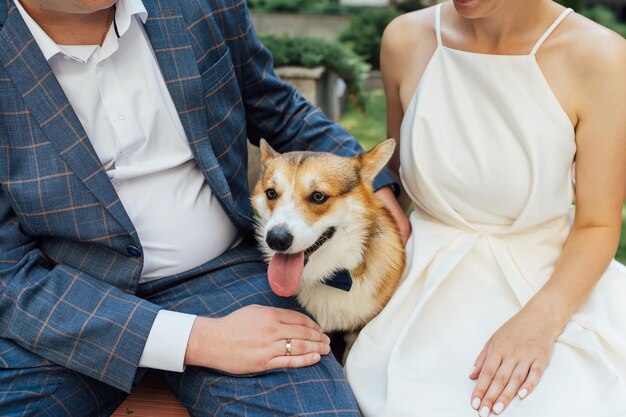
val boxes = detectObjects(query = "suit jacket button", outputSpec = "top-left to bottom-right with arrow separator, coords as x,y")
126,245 -> 142,257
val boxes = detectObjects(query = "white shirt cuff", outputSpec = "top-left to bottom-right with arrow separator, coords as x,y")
138,310 -> 197,372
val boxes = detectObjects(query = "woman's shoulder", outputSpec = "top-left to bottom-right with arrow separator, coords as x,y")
554,10 -> 626,75
381,6 -> 439,89
382,6 -> 438,57
380,7 -> 441,114
546,9 -> 625,133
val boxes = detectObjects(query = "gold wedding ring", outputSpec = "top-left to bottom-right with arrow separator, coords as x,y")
285,339 -> 292,355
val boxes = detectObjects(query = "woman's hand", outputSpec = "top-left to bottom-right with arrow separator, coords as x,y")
469,302 -> 565,416
185,305 -> 331,374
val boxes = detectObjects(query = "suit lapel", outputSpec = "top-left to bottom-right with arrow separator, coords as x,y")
143,0 -> 233,211
0,0 -> 233,235
0,4 -> 137,235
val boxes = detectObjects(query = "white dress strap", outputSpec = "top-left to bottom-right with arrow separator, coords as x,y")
435,3 -> 443,47
530,8 -> 573,55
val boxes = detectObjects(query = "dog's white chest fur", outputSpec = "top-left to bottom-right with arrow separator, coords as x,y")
297,275 -> 381,332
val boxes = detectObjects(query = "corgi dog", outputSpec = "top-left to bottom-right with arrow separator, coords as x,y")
251,139 -> 406,332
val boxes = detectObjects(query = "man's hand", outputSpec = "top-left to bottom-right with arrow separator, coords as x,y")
184,305 -> 331,374
375,186 -> 411,245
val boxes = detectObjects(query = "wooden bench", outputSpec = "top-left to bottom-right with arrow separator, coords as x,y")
112,371 -> 189,417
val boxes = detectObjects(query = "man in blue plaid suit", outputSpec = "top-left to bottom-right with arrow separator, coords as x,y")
0,0 -> 409,415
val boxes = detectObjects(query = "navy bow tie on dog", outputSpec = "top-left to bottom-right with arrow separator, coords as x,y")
325,269 -> 353,292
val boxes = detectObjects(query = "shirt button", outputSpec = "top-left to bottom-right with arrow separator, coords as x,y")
126,245 -> 142,258
118,113 -> 126,120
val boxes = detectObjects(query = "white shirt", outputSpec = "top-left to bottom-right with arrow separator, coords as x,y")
15,0 -> 240,372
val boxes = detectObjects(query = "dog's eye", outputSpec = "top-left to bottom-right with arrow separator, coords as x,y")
309,191 -> 329,204
265,188 -> 278,200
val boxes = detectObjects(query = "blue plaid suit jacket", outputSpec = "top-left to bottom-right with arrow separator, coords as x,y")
0,0 -> 396,393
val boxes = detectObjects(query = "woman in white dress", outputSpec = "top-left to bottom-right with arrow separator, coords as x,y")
345,1 -> 626,416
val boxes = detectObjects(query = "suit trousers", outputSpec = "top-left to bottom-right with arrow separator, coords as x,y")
0,239 -> 361,417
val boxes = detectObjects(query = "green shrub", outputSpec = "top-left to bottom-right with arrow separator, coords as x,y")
248,0 -> 362,14
260,34 -> 370,109
339,8 -> 401,70
393,1 -> 424,13
619,204 -> 626,263
248,0 -> 318,13
555,0 -> 585,12
581,5 -> 626,38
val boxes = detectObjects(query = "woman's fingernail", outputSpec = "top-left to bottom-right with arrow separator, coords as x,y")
470,365 -> 476,376
479,406 -> 490,417
518,388 -> 528,399
471,397 -> 481,410
493,402 -> 504,414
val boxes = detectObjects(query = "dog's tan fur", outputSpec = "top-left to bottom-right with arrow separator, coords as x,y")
252,140 -> 406,332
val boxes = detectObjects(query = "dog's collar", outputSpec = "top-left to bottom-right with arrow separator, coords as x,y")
324,269 -> 353,292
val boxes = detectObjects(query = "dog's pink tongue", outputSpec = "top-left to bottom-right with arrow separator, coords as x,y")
268,252 -> 305,297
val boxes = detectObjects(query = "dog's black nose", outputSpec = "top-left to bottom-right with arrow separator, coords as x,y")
266,226 -> 293,252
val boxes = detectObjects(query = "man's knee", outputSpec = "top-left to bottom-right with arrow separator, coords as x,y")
166,354 -> 361,416
0,365 -> 126,417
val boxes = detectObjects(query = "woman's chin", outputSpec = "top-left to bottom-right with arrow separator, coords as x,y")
452,2 -> 488,19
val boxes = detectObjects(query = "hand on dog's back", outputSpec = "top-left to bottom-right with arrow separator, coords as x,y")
184,305 -> 331,374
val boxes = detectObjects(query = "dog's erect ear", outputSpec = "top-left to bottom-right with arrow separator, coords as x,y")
260,139 -> 280,166
359,139 -> 396,182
